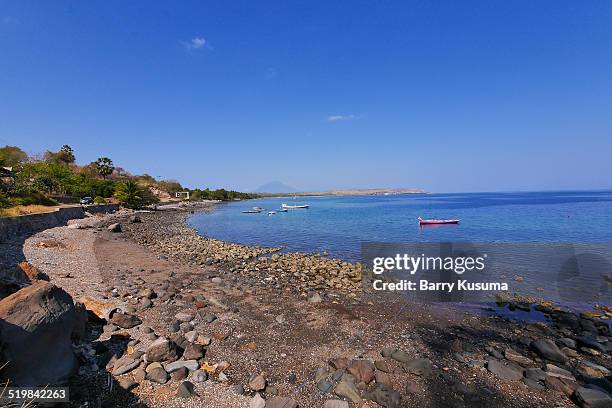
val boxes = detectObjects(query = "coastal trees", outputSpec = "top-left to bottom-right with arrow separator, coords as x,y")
93,157 -> 114,179
114,180 -> 158,209
0,146 -> 28,167
43,145 -> 76,165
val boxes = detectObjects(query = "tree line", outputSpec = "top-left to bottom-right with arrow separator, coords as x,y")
0,145 -> 258,210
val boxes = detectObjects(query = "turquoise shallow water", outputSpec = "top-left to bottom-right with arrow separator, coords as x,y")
189,191 -> 612,261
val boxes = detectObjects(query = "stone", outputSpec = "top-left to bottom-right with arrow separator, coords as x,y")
146,337 -> 179,362
183,342 -> 204,360
266,397 -> 298,408
334,377 -> 361,404
317,378 -> 334,393
128,215 -> 141,223
576,337 -> 607,353
374,359 -> 393,373
504,349 -> 533,366
171,367 -> 188,381
308,292 -> 323,303
176,381 -> 197,398
233,384 -> 245,395
112,356 -> 139,375
199,312 -> 217,323
545,363 -> 576,381
0,281 -> 80,386
390,350 -> 411,363
402,358 -> 432,377
134,367 -> 146,382
375,371 -> 392,386
191,369 -> 208,382
486,358 -> 523,381
485,346 -> 504,360
185,330 -> 198,343
147,367 -> 169,384
531,339 -> 568,363
250,393 -> 266,408
249,373 -> 266,391
523,378 -> 545,390
169,321 -> 180,333
140,298 -> 152,309
110,312 -> 142,329
347,360 -> 375,384
164,360 -> 199,373
175,311 -> 194,322
107,223 -> 122,232
146,362 -> 163,373
323,401 -> 349,408
581,361 -> 611,377
329,357 -> 350,369
525,368 -> 546,382
364,384 -> 400,408
558,337 -> 577,349
544,376 -> 576,397
574,386 -> 612,408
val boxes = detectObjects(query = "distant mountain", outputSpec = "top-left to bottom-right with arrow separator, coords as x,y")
253,181 -> 297,193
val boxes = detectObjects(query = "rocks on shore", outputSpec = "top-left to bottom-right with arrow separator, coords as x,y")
0,281 -> 83,386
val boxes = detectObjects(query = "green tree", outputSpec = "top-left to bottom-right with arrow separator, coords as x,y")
93,157 -> 114,179
114,180 -> 158,209
0,146 -> 28,167
43,145 -> 76,164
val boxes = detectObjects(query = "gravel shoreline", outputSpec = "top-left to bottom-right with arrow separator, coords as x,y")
16,207 -> 612,407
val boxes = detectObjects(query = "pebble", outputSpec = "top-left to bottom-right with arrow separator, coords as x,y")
176,381 -> 197,398
486,358 -> 524,381
250,393 -> 265,408
323,401 -> 349,408
265,397 -> 299,408
191,369 -> 208,382
334,377 -> 361,404
146,366 -> 169,384
248,373 -> 266,391
531,339 -> 568,363
164,360 -> 199,373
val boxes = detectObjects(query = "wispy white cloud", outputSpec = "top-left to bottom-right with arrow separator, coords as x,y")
182,37 -> 208,51
327,114 -> 357,122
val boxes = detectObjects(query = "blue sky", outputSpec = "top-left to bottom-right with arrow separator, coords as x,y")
2,1 -> 612,192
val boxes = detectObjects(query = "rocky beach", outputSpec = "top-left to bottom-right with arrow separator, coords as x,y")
1,204 -> 611,408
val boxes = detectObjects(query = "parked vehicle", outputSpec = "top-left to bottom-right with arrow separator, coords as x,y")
80,196 -> 94,205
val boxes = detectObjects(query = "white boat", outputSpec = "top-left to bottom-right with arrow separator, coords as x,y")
281,203 -> 309,209
252,207 -> 265,211
268,211 -> 276,215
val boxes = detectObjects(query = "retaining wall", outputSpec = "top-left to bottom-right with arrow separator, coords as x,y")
0,204 -> 119,242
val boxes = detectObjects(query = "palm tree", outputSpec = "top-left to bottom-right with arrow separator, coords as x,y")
114,180 -> 143,209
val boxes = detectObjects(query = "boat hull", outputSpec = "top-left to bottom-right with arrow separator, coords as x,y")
418,219 -> 460,225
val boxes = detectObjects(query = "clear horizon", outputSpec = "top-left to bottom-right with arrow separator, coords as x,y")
2,1 -> 612,193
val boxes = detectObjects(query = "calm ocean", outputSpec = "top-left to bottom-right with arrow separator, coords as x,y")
188,191 -> 612,307
189,191 -> 612,261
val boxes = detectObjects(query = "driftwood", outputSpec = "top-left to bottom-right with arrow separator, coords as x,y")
80,296 -> 126,321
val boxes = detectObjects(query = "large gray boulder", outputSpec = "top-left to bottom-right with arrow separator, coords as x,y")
0,281 -> 79,386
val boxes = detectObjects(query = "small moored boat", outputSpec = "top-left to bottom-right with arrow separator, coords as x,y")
281,203 -> 309,209
418,217 -> 460,225
253,207 -> 265,211
268,211 -> 276,215
242,210 -> 261,213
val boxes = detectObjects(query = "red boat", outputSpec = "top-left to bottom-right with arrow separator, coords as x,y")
418,217 -> 460,225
